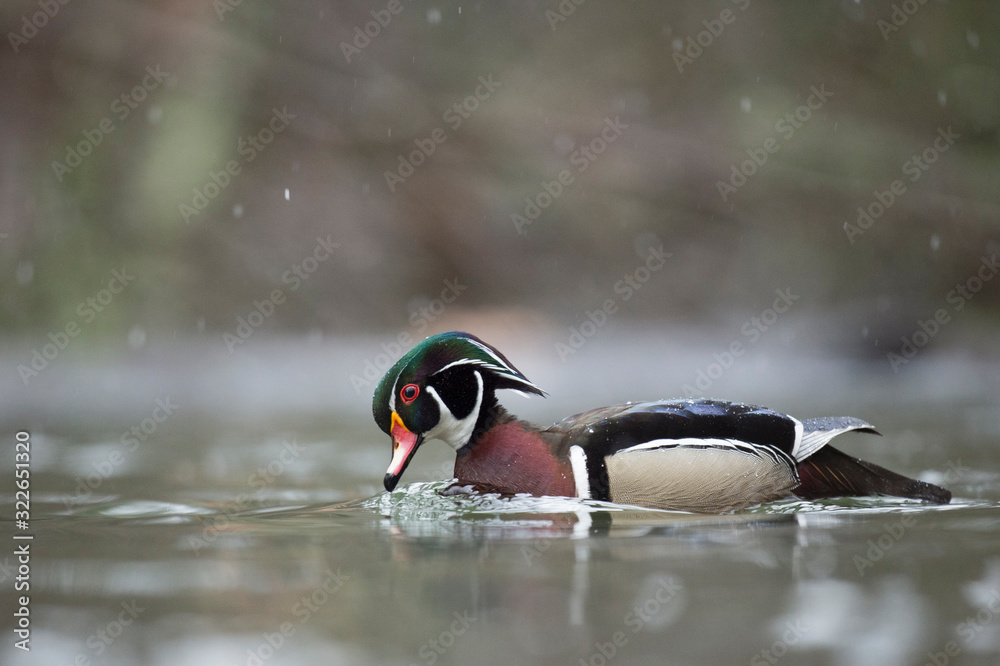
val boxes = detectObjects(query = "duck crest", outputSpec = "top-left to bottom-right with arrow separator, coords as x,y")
454,415 -> 575,498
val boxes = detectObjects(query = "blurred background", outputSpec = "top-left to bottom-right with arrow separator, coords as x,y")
2,0 -> 998,364
2,1 -> 1000,665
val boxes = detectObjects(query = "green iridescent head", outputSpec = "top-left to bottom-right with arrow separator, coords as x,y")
372,331 -> 545,491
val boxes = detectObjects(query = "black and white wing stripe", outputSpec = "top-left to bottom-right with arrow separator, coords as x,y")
793,416 -> 880,461
547,400 -> 804,505
616,436 -> 797,468
546,400 -> 887,511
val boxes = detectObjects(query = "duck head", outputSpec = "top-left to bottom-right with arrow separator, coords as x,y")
373,331 -> 546,492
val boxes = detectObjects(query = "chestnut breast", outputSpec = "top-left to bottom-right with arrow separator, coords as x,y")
453,420 -> 576,497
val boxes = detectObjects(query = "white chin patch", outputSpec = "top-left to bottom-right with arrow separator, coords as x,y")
424,371 -> 483,451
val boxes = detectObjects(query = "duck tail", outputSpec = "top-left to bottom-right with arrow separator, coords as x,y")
794,445 -> 951,504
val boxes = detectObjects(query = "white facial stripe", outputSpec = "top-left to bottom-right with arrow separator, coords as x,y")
569,445 -> 591,499
504,375 -> 545,393
467,339 -> 518,372
433,358 -> 495,375
424,370 -> 484,450
431,357 -> 544,394
466,340 -> 544,389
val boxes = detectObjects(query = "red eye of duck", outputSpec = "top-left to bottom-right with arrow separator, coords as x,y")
400,384 -> 419,404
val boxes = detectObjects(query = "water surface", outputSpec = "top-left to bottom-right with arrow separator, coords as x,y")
3,342 -> 1000,666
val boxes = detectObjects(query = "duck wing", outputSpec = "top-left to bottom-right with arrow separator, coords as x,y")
541,399 -> 950,511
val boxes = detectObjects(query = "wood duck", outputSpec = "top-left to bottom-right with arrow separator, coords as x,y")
372,331 -> 951,513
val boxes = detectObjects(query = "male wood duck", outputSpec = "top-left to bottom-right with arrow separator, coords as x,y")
372,331 -> 951,513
